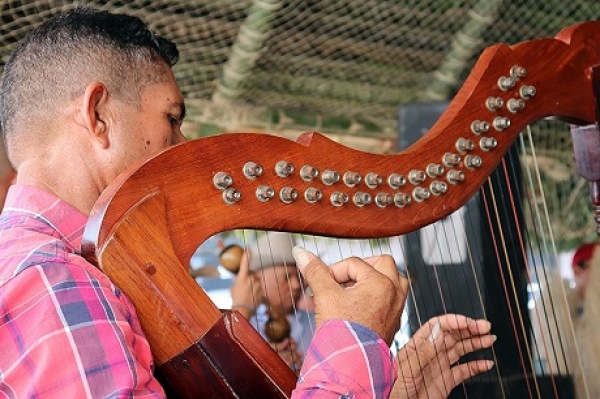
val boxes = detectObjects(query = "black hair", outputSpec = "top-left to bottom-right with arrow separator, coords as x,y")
27,7 -> 179,67
0,7 -> 179,143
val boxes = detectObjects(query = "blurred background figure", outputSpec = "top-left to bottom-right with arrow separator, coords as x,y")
230,231 -> 315,373
530,242 -> 598,399
573,242 -> 600,398
569,243 -> 596,318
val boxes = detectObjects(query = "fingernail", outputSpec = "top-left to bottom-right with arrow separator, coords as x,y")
428,321 -> 441,344
486,360 -> 495,369
292,246 -> 314,269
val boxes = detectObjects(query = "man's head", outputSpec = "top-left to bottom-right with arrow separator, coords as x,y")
249,232 -> 303,315
0,7 -> 186,200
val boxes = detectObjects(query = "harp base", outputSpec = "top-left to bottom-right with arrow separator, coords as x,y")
156,310 -> 297,398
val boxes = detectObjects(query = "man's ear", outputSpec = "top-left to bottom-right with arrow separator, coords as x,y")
81,81 -> 110,149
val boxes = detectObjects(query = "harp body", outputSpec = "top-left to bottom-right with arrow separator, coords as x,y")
82,21 -> 600,398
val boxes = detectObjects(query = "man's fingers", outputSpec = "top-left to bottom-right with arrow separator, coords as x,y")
292,246 -> 342,293
294,247 -> 392,289
399,316 -> 495,371
432,334 -> 497,366
368,255 -> 402,285
438,314 -> 491,335
414,315 -> 492,343
325,254 -> 400,287
326,256 -> 376,285
447,360 -> 495,388
293,248 -> 402,290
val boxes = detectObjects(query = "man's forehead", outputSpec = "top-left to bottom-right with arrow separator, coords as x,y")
141,80 -> 184,106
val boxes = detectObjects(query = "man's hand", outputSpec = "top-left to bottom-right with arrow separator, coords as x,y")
292,246 -> 408,345
391,315 -> 496,399
230,250 -> 263,318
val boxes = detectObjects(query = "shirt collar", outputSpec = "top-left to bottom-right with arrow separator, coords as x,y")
3,184 -> 88,252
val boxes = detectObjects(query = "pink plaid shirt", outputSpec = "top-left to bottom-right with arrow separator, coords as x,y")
0,185 -> 396,398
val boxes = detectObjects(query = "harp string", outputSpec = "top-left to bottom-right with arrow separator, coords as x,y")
255,231 -> 304,366
235,192 -> 525,398
516,131 -> 565,381
391,233 -> 440,397
455,202 -> 506,397
516,133 -> 557,379
504,155 -> 543,383
488,125 -> 591,399
522,127 -> 579,371
392,195 -> 491,397
463,180 -> 508,399
518,128 -> 574,398
378,192 -> 492,395
495,159 -> 543,398
420,221 -> 470,395
519,128 -> 566,394
519,126 -> 590,398
480,174 -> 533,398
239,229 -> 262,331
480,144 -> 554,399
496,147 -> 563,399
438,196 -> 498,396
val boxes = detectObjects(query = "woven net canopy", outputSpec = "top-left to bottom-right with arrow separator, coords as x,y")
1,0 -> 600,248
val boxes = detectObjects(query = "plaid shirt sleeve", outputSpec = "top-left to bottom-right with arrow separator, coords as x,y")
292,319 -> 397,399
0,256 -> 165,398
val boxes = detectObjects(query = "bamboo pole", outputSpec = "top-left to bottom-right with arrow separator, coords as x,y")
212,0 -> 282,103
424,0 -> 505,100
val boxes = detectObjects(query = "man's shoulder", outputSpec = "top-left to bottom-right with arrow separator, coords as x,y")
0,211 -> 104,288
0,219 -> 70,282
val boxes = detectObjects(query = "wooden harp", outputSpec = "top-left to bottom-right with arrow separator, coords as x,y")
82,21 -> 600,398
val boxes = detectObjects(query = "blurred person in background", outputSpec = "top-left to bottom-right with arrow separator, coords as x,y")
530,242 -> 598,398
569,243 -> 596,318
230,232 -> 313,372
570,242 -> 600,398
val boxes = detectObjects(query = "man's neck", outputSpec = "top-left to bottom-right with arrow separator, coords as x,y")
15,154 -> 102,216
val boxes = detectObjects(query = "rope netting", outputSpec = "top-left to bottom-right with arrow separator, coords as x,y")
1,0 -> 599,247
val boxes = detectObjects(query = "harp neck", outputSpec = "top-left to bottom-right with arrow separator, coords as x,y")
83,20 -> 600,273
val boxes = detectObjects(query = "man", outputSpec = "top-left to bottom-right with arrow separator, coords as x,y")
0,7 -> 494,398
0,8 -> 184,397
